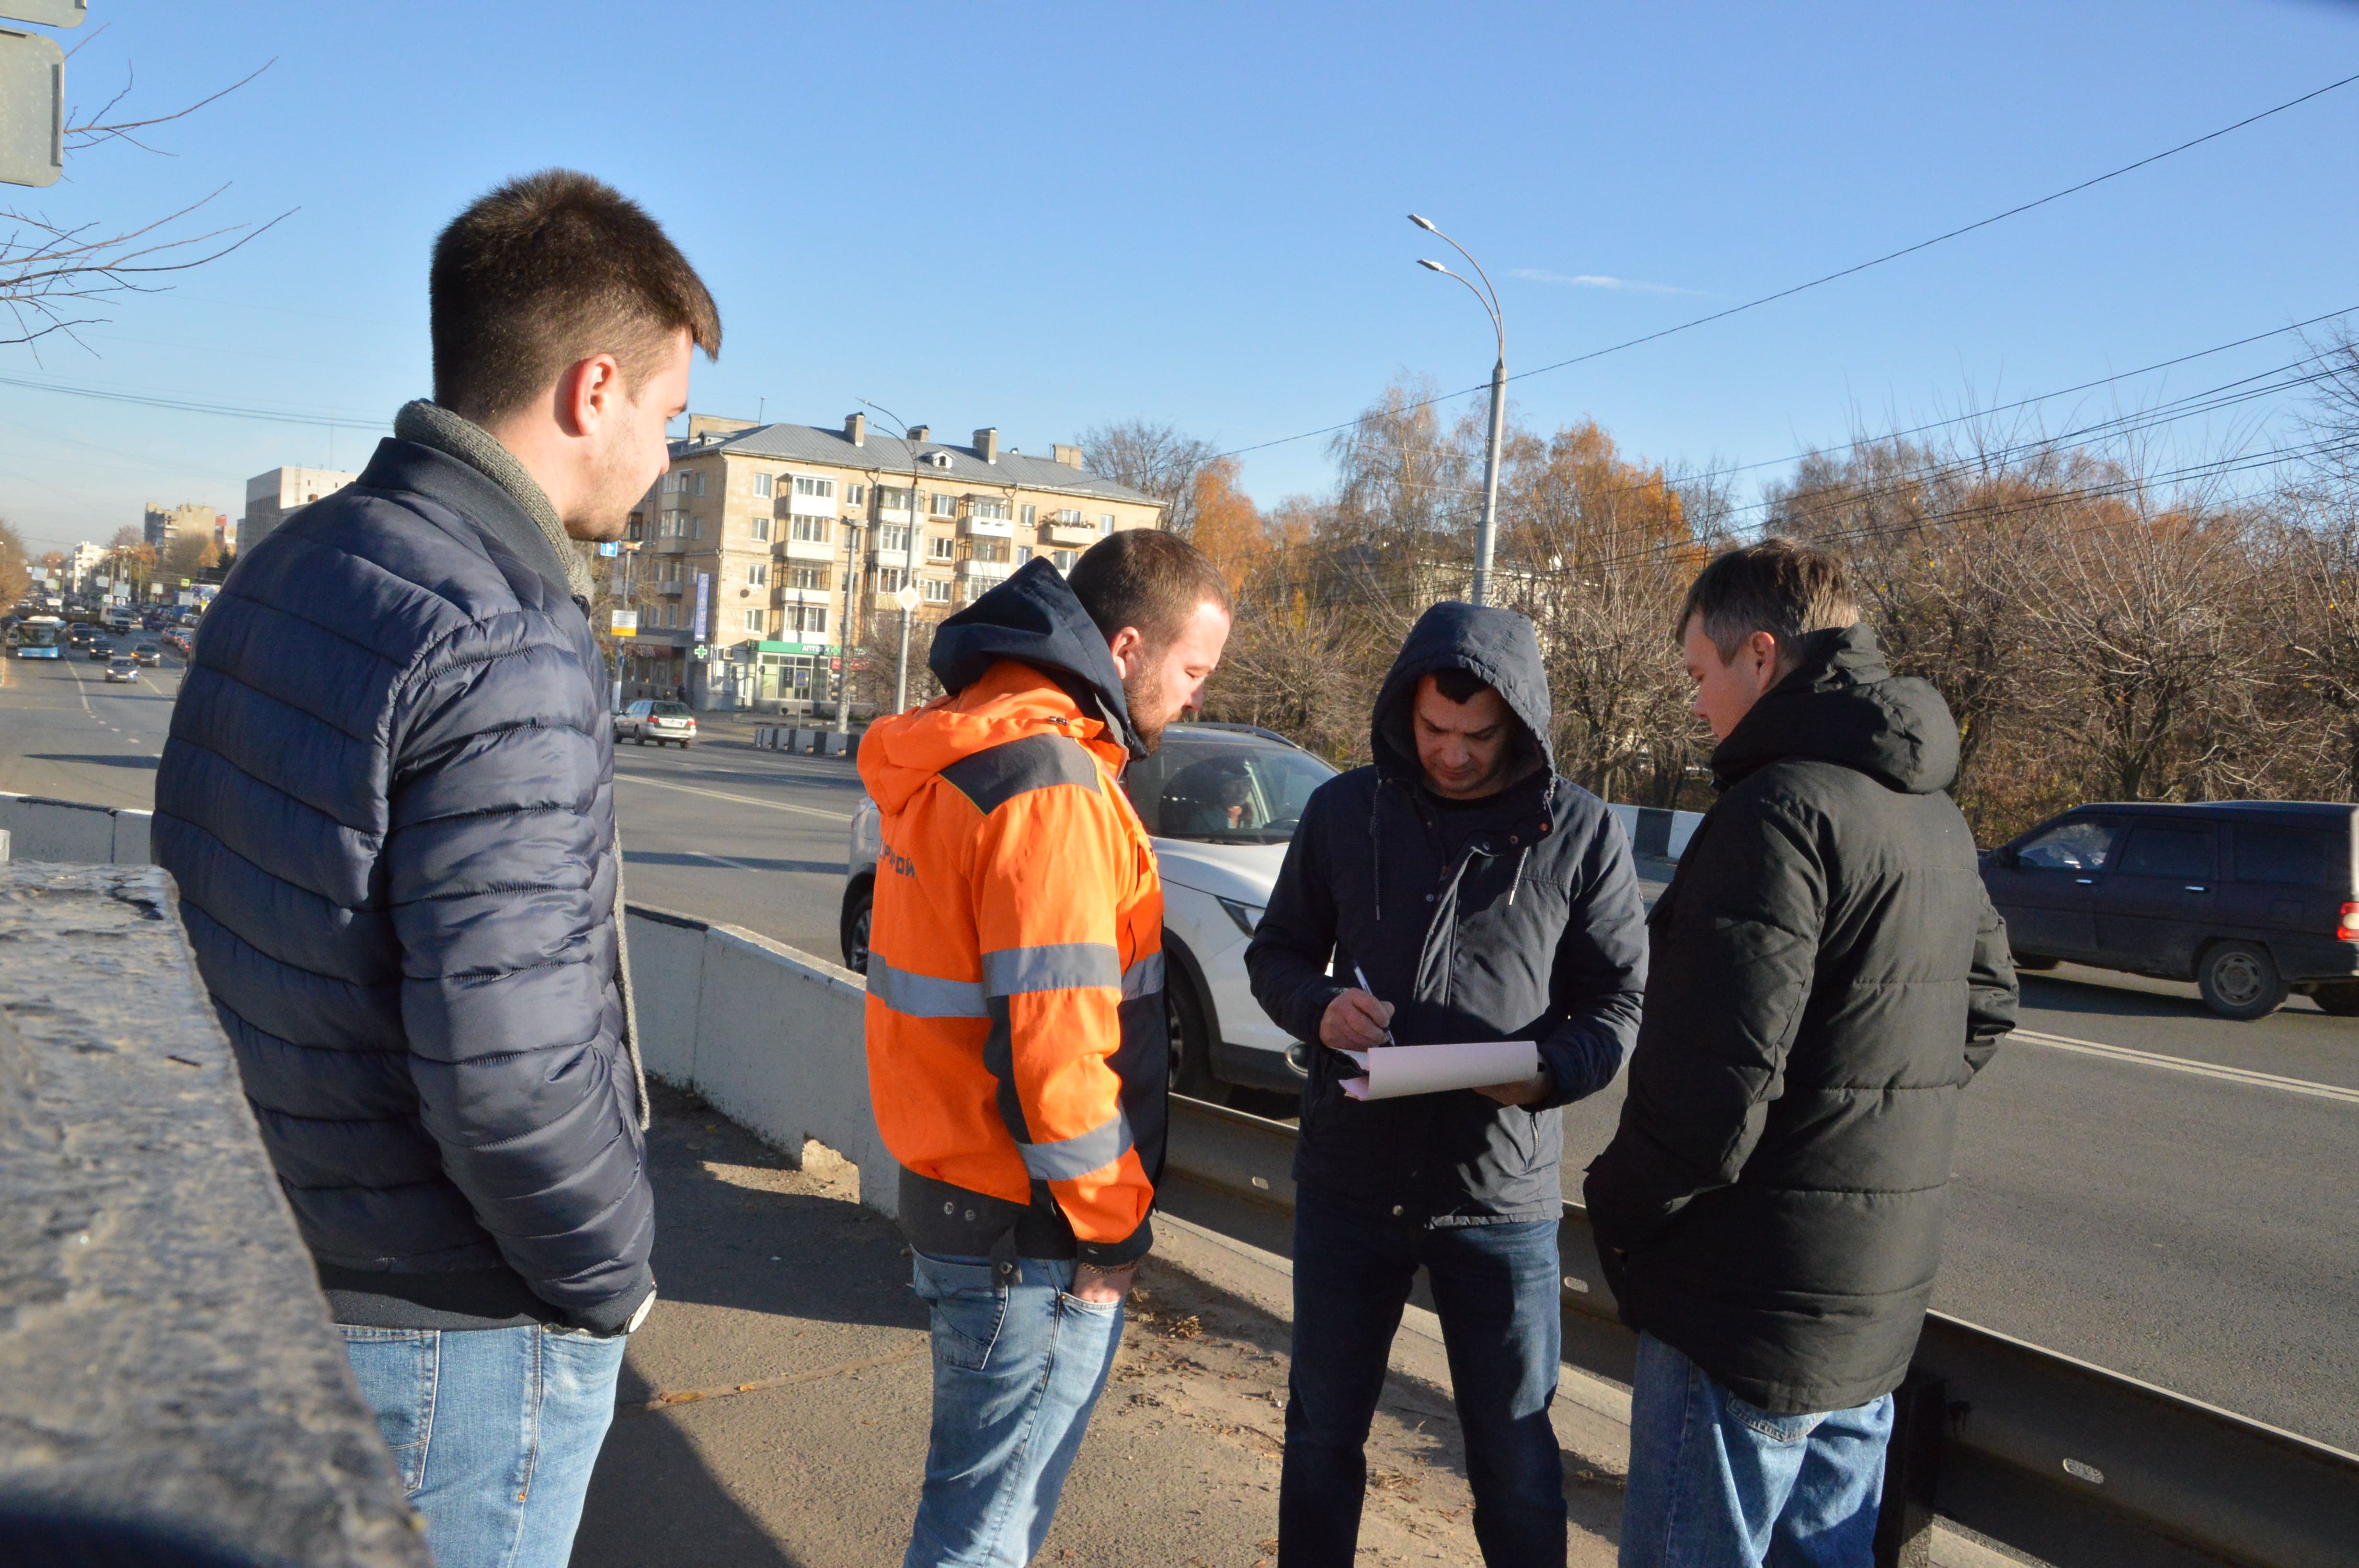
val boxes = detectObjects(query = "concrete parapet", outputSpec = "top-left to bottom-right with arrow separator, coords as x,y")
0,863 -> 426,1564
0,792 -> 153,865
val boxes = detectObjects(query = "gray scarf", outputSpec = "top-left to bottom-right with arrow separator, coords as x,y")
393,399 -> 648,1129
394,400 -> 594,598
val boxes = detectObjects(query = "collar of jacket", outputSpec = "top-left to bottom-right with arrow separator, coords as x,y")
1708,621 -> 1962,795
926,556 -> 1143,758
858,656 -> 1131,816
390,400 -> 591,601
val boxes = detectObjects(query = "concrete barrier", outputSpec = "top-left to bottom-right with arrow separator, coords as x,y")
0,792 -> 152,864
1606,801 -> 1702,861
0,863 -> 427,1565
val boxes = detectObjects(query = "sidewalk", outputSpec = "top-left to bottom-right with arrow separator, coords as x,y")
575,1084 -> 1621,1566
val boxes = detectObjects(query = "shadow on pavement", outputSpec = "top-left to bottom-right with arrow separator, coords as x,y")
24,753 -> 159,769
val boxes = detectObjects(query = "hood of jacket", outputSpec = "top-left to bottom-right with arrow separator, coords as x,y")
1710,621 -> 1960,795
860,558 -> 1137,816
1370,601 -> 1554,779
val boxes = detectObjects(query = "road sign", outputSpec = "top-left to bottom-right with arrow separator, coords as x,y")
894,583 -> 921,612
610,609 -> 638,634
0,4 -> 88,26
0,27 -> 63,189
597,541 -> 620,558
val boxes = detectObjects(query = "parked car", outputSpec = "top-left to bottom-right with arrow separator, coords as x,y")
131,641 -> 162,667
616,698 -> 698,747
1982,801 -> 2359,1020
103,655 -> 138,684
840,722 -> 1337,1096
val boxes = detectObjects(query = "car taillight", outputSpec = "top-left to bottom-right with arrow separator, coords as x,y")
2339,903 -> 2359,941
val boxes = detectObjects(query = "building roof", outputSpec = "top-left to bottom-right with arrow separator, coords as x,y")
668,422 -> 1158,508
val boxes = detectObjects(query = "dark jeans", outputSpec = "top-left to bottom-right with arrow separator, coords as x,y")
1280,1187 -> 1566,1566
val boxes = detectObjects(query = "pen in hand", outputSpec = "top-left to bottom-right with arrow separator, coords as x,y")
1351,962 -> 1398,1047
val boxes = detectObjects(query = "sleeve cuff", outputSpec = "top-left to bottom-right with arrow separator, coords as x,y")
1077,1218 -> 1152,1269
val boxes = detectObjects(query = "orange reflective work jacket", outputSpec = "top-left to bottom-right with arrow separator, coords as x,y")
858,559 -> 1166,1267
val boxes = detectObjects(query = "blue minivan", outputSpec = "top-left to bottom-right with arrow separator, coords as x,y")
1982,802 -> 2359,1020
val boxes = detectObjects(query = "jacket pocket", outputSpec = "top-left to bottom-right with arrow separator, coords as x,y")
336,1328 -> 438,1495
911,1251 -> 1008,1372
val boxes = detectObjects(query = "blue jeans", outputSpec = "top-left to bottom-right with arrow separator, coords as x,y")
904,1250 -> 1126,1568
1620,1332 -> 1894,1568
1280,1190 -> 1567,1566
338,1323 -> 626,1568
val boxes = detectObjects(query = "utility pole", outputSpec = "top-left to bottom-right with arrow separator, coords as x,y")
834,517 -> 858,734
1411,214 -> 1506,606
862,399 -> 926,714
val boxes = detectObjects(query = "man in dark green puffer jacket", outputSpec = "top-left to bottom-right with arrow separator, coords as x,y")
1587,538 -> 2017,1567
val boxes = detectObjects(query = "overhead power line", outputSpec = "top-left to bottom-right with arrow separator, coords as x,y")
1219,69 -> 2359,462
0,374 -> 387,431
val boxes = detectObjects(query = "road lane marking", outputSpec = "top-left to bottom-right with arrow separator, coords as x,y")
613,770 -> 853,822
2012,1028 -> 2359,1105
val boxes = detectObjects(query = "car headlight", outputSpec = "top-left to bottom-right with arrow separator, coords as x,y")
1217,897 -> 1265,938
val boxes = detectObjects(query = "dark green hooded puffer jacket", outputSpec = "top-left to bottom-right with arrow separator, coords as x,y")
1585,621 -> 2019,1414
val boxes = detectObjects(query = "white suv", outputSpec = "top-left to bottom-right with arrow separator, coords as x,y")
840,723 -> 1335,1100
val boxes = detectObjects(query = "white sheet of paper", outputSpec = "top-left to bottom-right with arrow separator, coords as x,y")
1337,1040 -> 1541,1101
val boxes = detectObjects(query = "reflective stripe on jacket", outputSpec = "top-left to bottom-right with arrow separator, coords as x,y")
861,641 -> 1166,1267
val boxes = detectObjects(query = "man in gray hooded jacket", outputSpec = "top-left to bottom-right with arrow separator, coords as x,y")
1247,601 -> 1648,1566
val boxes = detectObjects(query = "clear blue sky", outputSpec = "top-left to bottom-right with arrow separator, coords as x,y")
4,0 -> 2357,554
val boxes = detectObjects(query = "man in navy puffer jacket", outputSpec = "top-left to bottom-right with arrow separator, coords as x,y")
154,171 -> 718,1568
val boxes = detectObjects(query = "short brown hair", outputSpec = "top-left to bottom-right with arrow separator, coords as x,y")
1677,536 -> 1860,664
430,170 -> 722,424
1068,528 -> 1231,650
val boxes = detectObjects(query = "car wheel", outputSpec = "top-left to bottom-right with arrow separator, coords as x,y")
2011,951 -> 2059,972
839,880 -> 873,975
2311,981 -> 2359,1017
2198,941 -> 2287,1022
635,735 -> 648,745
1164,961 -> 1218,1100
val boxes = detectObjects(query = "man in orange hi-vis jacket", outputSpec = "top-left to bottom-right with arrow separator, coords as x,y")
861,529 -> 1232,1568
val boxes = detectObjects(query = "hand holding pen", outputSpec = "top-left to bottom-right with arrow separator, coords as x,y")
1318,961 -> 1398,1052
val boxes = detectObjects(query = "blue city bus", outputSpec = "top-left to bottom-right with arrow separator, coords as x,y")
14,615 -> 62,659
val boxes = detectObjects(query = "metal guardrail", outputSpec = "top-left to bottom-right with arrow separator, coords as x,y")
1164,1093 -> 2359,1568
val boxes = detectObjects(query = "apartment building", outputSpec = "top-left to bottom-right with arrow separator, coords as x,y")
614,413 -> 1162,710
143,501 -> 220,550
240,466 -> 361,556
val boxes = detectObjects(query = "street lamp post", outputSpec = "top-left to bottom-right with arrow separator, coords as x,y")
1410,213 -> 1506,607
860,399 -> 925,714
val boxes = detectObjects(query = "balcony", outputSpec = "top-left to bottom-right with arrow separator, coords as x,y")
783,534 -> 837,563
1039,519 -> 1098,548
957,557 -> 1013,582
960,514 -> 1014,539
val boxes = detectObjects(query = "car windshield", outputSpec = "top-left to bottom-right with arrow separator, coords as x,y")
134,643 -> 157,653
649,702 -> 692,717
1121,728 -> 1336,845
108,658 -> 133,669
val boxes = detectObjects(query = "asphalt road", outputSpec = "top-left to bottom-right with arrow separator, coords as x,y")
7,674 -> 2354,1454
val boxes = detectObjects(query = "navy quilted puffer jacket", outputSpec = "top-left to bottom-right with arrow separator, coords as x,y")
153,435 -> 653,1333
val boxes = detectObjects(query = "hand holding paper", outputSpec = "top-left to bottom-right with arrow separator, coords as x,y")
1338,1039 -> 1542,1101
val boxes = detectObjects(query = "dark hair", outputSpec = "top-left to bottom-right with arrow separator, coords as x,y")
430,170 -> 722,424
1676,536 -> 1859,665
1427,667 -> 1490,705
1068,528 -> 1231,650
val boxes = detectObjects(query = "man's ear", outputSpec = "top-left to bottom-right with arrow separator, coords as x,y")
557,353 -> 624,439
1106,625 -> 1145,679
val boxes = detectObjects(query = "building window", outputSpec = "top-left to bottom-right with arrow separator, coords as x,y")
743,608 -> 765,633
692,515 -> 704,540
847,483 -> 866,507
922,577 -> 952,604
784,604 -> 829,636
929,492 -> 957,517
972,497 -> 1010,521
789,566 -> 828,590
658,559 -> 683,585
876,567 -> 904,594
969,539 -> 1010,564
927,534 -> 954,561
878,486 -> 913,513
791,516 -> 831,544
753,474 -> 774,499
695,472 -> 707,497
1021,503 -> 1036,526
749,515 -> 772,542
1048,549 -> 1077,572
1056,508 -> 1083,525
794,475 -> 836,500
659,509 -> 691,537
747,562 -> 769,587
876,524 -> 910,555
662,472 -> 690,495
1098,513 -> 1115,532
